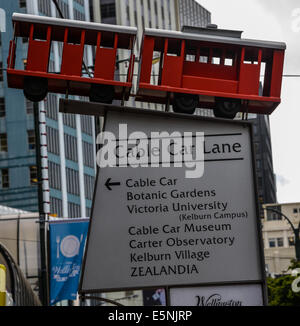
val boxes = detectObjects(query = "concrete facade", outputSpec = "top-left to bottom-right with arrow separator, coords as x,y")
263,202 -> 300,276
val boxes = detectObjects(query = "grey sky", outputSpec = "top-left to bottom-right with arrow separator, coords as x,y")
199,0 -> 300,204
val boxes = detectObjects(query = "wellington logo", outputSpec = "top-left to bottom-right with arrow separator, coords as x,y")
0,8 -> 5,33
196,294 -> 243,306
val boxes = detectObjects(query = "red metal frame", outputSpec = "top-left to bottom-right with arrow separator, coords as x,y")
6,15 -> 137,100
6,14 -> 286,116
136,33 -> 285,115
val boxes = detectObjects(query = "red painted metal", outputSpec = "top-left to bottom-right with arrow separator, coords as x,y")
26,24 -> 52,72
139,36 -> 155,84
161,39 -> 185,88
6,14 -> 286,116
136,33 -> 285,115
94,32 -> 117,80
60,28 -> 85,76
270,50 -> 285,98
6,15 -> 137,101
238,48 -> 262,96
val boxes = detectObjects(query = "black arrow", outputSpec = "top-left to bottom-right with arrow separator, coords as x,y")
105,178 -> 121,191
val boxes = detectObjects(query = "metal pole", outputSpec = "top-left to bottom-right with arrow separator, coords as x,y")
34,102 -> 49,306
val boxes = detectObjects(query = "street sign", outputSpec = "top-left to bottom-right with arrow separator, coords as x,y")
79,106 -> 266,302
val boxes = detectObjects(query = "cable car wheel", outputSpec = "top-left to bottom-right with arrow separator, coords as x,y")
214,98 -> 241,119
172,93 -> 198,115
89,84 -> 115,104
23,76 -> 48,102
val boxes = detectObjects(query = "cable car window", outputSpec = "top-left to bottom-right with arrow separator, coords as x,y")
66,28 -> 82,45
212,57 -> 221,65
100,32 -> 115,49
166,38 -> 181,56
224,49 -> 236,66
225,58 -> 233,66
32,25 -> 48,41
185,54 -> 196,62
200,56 -> 208,63
184,44 -> 196,62
199,47 -> 209,63
211,48 -> 222,65
244,48 -> 259,65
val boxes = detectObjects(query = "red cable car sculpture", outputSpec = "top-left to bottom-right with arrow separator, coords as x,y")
6,14 -> 286,119
7,14 -> 137,104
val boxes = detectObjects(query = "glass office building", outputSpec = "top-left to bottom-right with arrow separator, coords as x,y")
0,0 -> 96,218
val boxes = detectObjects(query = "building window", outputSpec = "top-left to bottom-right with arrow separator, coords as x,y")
84,174 -> 95,200
29,166 -> 38,185
48,161 -> 61,190
50,197 -> 63,217
26,99 -> 34,115
254,142 -> 260,155
68,202 -> 81,218
0,98 -> 5,117
64,134 -> 78,162
28,130 -> 36,150
101,3 -> 116,19
0,62 -> 3,82
47,127 -> 60,156
0,133 -> 8,152
266,207 -> 282,221
277,238 -> 284,247
66,168 -> 80,196
269,238 -> 284,248
293,208 -> 298,214
45,94 -> 58,121
83,141 -> 94,168
63,113 -> 76,129
267,212 -> 282,221
1,169 -> 9,188
19,0 -> 26,8
37,0 -> 51,15
269,238 -> 276,248
81,115 -> 93,136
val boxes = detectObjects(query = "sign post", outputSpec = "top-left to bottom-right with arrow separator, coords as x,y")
62,102 -> 267,306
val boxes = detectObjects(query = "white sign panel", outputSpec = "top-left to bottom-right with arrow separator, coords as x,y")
170,284 -> 264,306
80,109 -> 264,293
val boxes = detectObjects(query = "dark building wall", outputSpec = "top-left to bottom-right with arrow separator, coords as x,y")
99,0 -> 116,24
252,114 -> 277,217
179,0 -> 211,28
